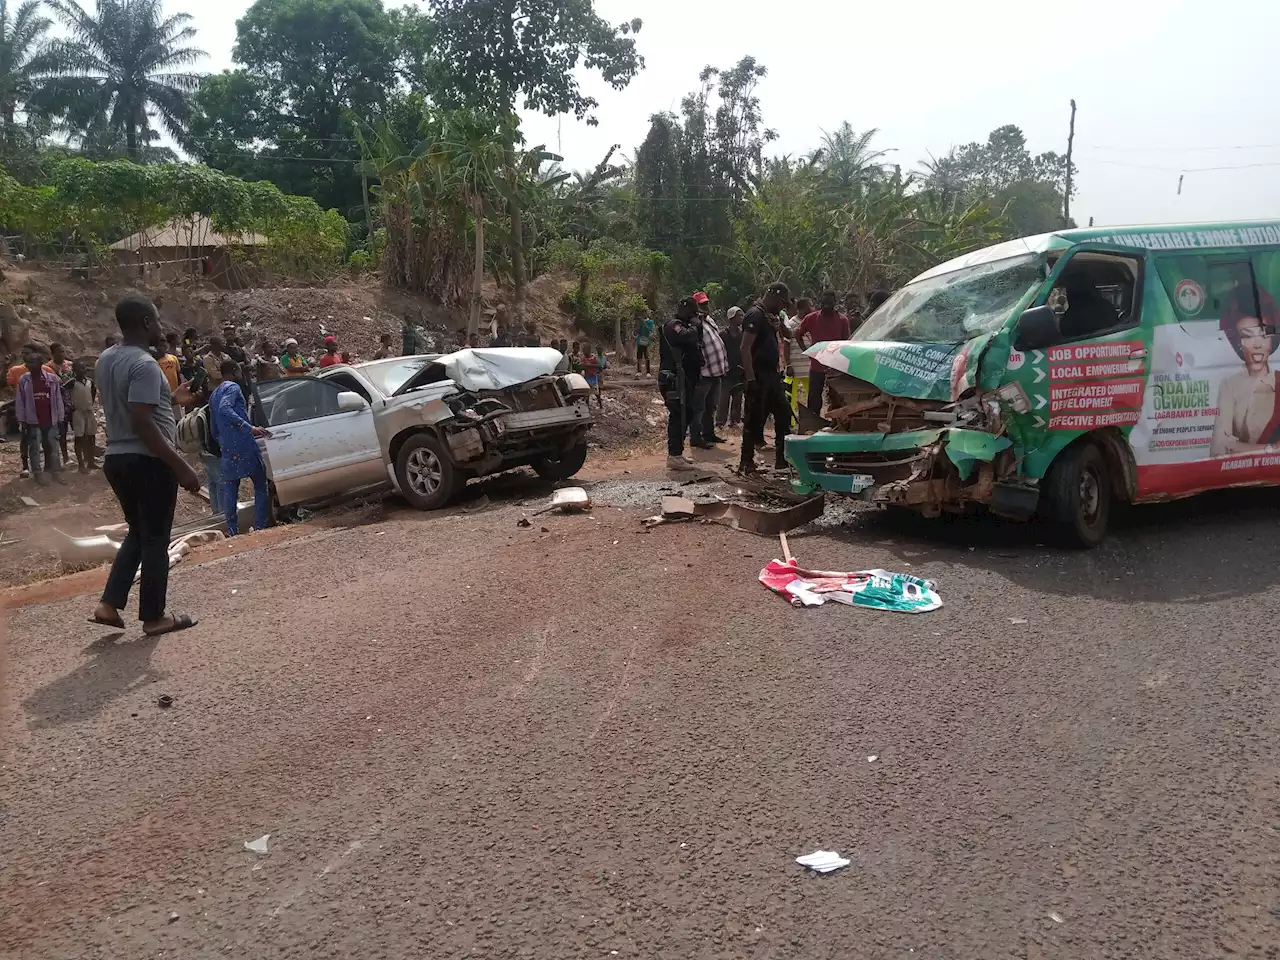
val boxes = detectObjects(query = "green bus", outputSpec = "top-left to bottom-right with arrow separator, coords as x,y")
786,221 -> 1280,545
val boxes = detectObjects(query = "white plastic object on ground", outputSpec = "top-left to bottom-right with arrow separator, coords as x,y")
54,531 -> 120,564
796,850 -> 850,874
551,487 -> 591,512
244,834 -> 270,854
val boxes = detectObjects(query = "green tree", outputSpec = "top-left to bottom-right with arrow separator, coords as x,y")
428,0 -> 643,326
0,0 -> 66,149
919,125 -> 1074,237
429,110 -> 509,334
41,0 -> 204,158
189,0 -> 401,218
811,122 -> 889,201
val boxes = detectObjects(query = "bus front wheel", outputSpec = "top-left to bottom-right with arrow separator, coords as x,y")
1043,441 -> 1111,548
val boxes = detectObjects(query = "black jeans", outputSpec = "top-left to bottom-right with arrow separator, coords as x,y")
662,377 -> 697,456
102,454 -> 179,622
636,344 -> 651,374
691,375 -> 721,443
740,374 -> 791,469
807,369 -> 827,414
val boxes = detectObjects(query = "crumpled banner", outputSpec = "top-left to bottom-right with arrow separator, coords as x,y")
760,560 -> 942,613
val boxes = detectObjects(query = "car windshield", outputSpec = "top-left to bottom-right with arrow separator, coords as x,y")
361,356 -> 434,396
854,252 -> 1048,344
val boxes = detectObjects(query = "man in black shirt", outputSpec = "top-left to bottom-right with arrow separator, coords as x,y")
739,282 -> 793,474
658,296 -> 703,471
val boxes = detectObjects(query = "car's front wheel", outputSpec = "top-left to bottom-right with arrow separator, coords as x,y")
396,434 -> 462,510
532,440 -> 589,481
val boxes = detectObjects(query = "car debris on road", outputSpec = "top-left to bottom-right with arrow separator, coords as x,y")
760,559 -> 942,613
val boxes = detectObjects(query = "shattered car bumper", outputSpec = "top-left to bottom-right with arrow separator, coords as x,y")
786,427 -> 1013,513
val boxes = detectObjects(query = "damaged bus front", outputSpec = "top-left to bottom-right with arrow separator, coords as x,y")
786,240 -> 1050,529
788,221 -> 1280,545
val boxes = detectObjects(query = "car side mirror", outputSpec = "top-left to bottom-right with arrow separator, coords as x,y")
337,390 -> 368,413
1014,305 -> 1061,351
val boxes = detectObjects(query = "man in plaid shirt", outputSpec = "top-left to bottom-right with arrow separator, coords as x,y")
691,292 -> 729,447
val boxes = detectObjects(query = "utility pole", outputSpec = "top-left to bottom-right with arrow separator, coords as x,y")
1063,99 -> 1077,227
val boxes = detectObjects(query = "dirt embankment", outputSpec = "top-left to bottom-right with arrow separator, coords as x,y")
0,265 -> 593,366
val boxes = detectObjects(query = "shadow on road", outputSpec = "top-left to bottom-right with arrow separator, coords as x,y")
808,487 -> 1280,605
23,633 -> 161,729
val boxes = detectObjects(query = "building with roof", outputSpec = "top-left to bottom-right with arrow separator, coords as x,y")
110,215 -> 267,290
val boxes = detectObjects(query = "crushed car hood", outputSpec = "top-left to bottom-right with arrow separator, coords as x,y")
398,347 -> 568,395
808,335 -> 999,402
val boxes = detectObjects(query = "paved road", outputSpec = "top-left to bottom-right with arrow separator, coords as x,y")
2,478 -> 1278,959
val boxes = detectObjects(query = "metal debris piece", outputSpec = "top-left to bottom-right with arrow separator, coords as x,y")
648,494 -> 825,536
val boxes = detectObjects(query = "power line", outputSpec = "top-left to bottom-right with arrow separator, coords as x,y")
1083,142 -> 1280,153
1090,158 -> 1280,174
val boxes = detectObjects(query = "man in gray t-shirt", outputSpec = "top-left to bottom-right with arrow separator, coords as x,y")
90,294 -> 201,638
95,345 -> 177,454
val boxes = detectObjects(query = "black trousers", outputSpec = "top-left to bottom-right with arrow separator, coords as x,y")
662,377 -> 697,456
740,374 -> 791,469
807,369 -> 827,414
101,454 -> 178,622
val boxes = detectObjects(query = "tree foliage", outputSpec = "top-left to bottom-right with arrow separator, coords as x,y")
920,124 -> 1074,235
188,0 -> 405,219
0,0 -> 62,148
426,0 -> 643,324
1,156 -> 347,277
39,0 -> 205,158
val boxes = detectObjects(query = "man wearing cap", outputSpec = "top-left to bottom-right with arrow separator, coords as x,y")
797,290 -> 851,414
738,282 -> 794,475
318,336 -> 343,368
691,292 -> 729,446
281,338 -> 308,376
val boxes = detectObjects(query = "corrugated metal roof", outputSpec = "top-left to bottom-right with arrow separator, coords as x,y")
109,215 -> 267,251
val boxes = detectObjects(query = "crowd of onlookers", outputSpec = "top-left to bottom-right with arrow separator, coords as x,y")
652,285 -> 886,474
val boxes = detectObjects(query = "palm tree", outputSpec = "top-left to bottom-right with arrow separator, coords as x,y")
40,0 -> 203,159
0,0 -> 66,147
429,110 -> 511,335
812,122 -> 890,200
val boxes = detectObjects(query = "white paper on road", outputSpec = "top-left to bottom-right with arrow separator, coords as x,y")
433,347 -> 566,391
796,850 -> 850,874
244,834 -> 270,854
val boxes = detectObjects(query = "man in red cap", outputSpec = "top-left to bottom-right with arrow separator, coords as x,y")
318,336 -> 343,368
691,292 -> 728,445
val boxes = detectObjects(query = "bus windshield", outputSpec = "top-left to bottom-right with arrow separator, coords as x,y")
855,252 -> 1048,344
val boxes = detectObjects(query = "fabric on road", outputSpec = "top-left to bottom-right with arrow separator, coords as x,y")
1,490 -> 1278,959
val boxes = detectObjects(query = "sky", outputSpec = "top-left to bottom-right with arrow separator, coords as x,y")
183,0 -> 1280,228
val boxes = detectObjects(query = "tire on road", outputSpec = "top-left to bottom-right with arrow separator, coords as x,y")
1043,440 -> 1111,548
532,440 -> 589,482
396,433 -> 463,510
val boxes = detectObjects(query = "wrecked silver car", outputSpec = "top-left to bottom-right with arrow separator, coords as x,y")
251,348 -> 593,510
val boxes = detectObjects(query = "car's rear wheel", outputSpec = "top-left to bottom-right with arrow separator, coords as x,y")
532,439 -> 589,481
1043,441 -> 1111,548
396,434 -> 462,510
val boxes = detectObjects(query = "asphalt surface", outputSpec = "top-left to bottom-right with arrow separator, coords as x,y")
2,477 -> 1278,959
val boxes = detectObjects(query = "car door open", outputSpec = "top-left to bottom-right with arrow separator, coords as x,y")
252,377 -> 385,506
